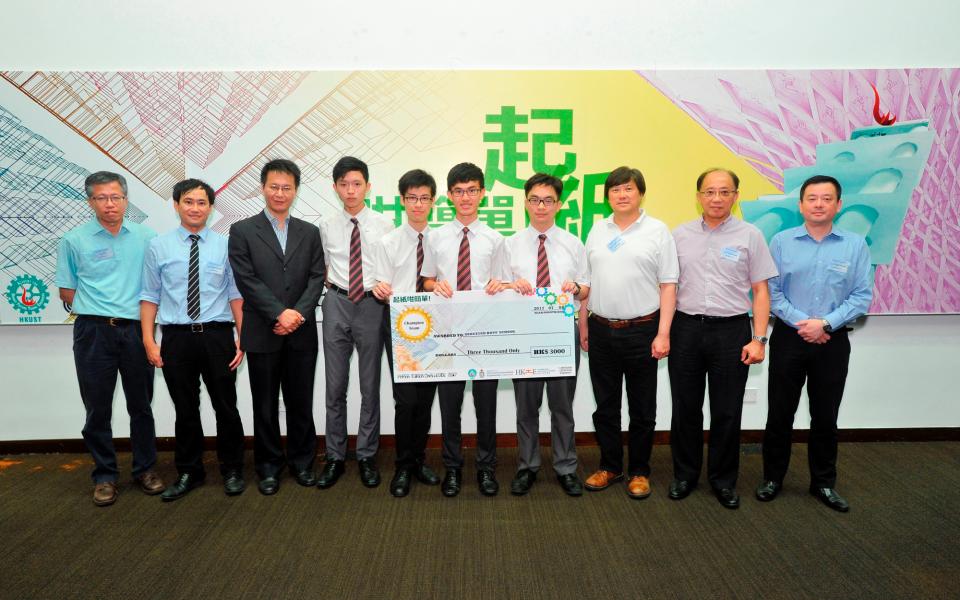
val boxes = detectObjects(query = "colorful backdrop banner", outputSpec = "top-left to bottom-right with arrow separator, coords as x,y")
1,70 -> 957,324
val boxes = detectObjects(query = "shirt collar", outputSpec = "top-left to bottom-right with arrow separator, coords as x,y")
794,225 -> 844,241
263,208 -> 289,227
90,218 -> 129,236
454,218 -> 480,232
527,224 -> 558,239
605,210 -> 645,231
178,225 -> 208,241
342,207 -> 368,224
699,214 -> 735,231
404,223 -> 428,240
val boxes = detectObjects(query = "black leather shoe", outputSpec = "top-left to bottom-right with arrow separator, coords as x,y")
713,487 -> 740,509
316,460 -> 345,489
161,473 -> 204,502
810,486 -> 850,512
755,480 -> 782,502
258,476 -> 279,496
557,473 -> 583,497
358,458 -> 381,488
223,470 -> 245,496
477,469 -> 499,496
390,469 -> 412,497
510,469 -> 536,496
415,462 -> 441,485
668,479 -> 695,500
442,469 -> 462,497
292,468 -> 317,487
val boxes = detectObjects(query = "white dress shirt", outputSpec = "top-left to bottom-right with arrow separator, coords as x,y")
585,212 -> 679,319
421,219 -> 508,287
319,207 -> 395,290
374,224 -> 436,292
505,225 -> 589,308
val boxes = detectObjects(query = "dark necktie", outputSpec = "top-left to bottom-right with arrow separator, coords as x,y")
348,217 -> 364,303
536,233 -> 550,288
456,227 -> 471,291
187,234 -> 200,321
416,232 -> 425,293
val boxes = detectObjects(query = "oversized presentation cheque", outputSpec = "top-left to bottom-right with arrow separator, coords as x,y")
389,288 -> 577,383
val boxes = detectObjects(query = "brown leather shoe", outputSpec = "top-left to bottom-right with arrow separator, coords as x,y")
627,475 -> 652,499
584,469 -> 623,491
93,482 -> 118,507
135,471 -> 164,495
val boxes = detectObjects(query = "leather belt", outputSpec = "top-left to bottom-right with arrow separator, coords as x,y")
162,321 -> 233,333
327,284 -> 375,299
676,311 -> 749,323
77,315 -> 138,327
589,310 -> 659,329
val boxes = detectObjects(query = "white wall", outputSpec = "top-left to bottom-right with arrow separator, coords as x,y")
2,0 -> 959,441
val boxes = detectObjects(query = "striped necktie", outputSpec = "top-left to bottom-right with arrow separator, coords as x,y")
416,232 -> 425,293
187,234 -> 201,320
348,217 -> 364,303
456,227 -> 471,291
536,233 -> 550,288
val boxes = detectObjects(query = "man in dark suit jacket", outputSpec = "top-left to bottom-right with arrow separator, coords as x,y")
228,159 -> 325,496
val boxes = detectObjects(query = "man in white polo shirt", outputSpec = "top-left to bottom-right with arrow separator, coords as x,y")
580,166 -> 678,499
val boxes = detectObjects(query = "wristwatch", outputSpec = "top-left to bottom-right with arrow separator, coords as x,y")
752,335 -> 768,344
820,318 -> 832,332
572,282 -> 582,296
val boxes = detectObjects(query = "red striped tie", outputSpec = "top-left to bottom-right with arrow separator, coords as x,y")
536,233 -> 550,288
416,233 -> 425,293
456,227 -> 471,291
348,217 -> 364,303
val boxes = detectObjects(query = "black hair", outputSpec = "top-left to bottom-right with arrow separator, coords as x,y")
604,166 -> 646,198
333,156 -> 369,183
260,159 -> 301,188
172,178 -> 215,205
398,169 -> 437,197
524,173 -> 563,198
446,162 -> 485,190
799,174 -> 842,200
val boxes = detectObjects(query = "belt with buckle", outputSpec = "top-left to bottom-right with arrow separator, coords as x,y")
327,284 -> 375,299
162,321 -> 234,333
589,310 -> 660,329
676,311 -> 749,323
77,315 -> 139,327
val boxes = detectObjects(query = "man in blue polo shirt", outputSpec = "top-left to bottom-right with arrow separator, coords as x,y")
56,171 -> 164,507
140,179 -> 246,501
756,174 -> 872,513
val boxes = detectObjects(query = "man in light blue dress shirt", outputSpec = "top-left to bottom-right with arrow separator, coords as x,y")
756,174 -> 873,513
140,179 -> 246,501
56,171 -> 164,506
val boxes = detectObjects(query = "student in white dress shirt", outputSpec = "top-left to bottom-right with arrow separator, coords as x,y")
317,156 -> 396,490
504,173 -> 590,497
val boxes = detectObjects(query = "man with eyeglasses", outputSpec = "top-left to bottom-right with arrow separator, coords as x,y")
580,166 -> 678,499
372,169 -> 442,497
757,175 -> 872,513
667,168 -> 777,509
421,162 -> 509,497
317,156 -> 395,490
56,171 -> 164,506
228,159 -> 326,496
140,179 -> 246,501
504,173 -> 589,497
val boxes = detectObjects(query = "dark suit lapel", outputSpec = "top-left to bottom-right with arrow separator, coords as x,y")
254,211 -> 285,261
283,218 -> 307,265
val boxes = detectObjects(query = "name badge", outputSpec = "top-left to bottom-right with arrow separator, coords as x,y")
829,260 -> 850,274
720,246 -> 741,262
607,235 -> 625,252
93,247 -> 115,261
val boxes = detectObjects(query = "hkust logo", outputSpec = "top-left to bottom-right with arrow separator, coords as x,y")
6,274 -> 50,322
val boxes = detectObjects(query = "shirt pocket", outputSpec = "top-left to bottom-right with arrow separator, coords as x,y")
713,245 -> 750,283
81,247 -> 118,279
204,262 -> 226,287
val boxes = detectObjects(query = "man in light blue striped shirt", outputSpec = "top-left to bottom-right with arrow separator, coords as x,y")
756,174 -> 873,513
141,179 -> 245,501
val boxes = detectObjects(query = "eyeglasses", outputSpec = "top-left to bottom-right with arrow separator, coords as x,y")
449,187 -> 482,199
90,195 -> 125,204
526,196 -> 558,207
403,195 -> 434,205
698,189 -> 737,199
266,184 -> 295,195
